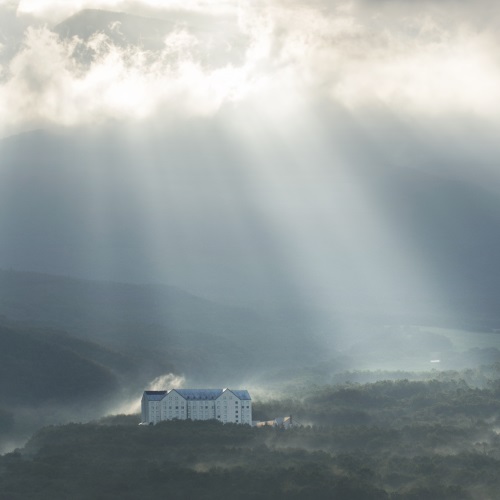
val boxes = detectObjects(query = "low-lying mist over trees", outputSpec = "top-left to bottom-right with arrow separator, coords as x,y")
3,372 -> 500,499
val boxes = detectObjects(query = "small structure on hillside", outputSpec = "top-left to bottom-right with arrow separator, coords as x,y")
141,388 -> 252,425
253,416 -> 293,429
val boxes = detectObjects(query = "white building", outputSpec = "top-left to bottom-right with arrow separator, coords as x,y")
141,388 -> 252,425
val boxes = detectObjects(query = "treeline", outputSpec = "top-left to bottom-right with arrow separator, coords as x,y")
254,365 -> 500,429
2,373 -> 500,498
0,419 -> 489,499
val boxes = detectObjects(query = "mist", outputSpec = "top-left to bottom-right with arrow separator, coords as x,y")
2,0 -> 500,476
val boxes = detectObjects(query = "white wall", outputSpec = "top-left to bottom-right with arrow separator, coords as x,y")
143,389 -> 252,425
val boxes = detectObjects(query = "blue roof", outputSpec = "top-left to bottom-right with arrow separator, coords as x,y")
231,390 -> 252,401
143,389 -> 251,401
174,389 -> 223,400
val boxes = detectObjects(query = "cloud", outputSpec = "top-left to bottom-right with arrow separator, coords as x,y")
106,373 -> 186,415
148,373 -> 186,390
0,0 -> 18,8
1,0 -> 500,135
0,24 -> 254,134
258,1 -> 500,115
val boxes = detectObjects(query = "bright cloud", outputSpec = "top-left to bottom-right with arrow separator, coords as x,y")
0,24 -> 256,133
1,0 -> 500,135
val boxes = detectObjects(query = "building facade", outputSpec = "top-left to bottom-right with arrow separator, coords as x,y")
141,388 -> 252,425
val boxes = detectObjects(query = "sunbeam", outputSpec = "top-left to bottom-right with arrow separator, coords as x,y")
3,3 -> 500,484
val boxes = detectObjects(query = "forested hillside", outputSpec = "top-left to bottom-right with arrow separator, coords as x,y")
0,317 -> 142,450
0,321 -> 129,406
3,373 -> 500,499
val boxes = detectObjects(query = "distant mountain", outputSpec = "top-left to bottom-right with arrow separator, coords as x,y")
54,9 -> 176,50
53,8 -> 248,67
0,268 -> 242,335
0,269 -> 325,384
0,319 -> 121,406
0,316 -> 141,450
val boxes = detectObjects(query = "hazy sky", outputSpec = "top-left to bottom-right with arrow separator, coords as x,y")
1,0 -> 500,321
